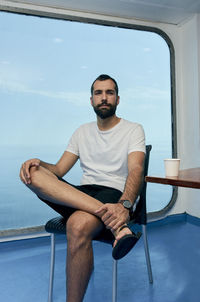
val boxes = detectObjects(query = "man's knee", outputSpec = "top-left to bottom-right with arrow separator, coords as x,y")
66,212 -> 103,251
66,215 -> 91,244
68,213 -> 103,247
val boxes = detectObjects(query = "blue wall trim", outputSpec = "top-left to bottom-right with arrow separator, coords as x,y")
186,214 -> 200,226
148,213 -> 200,227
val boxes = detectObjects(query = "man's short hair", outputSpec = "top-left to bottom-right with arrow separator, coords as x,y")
91,74 -> 119,96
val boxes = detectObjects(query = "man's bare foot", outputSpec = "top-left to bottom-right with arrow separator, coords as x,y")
113,224 -> 132,248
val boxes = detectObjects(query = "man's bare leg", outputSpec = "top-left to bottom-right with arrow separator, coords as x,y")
66,210 -> 104,302
27,166 -> 103,214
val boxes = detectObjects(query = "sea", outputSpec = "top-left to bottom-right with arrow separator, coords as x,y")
0,143 -> 172,230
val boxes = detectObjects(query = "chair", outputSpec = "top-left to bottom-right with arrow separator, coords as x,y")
45,145 -> 153,302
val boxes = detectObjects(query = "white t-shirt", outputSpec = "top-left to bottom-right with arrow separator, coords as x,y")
66,118 -> 145,192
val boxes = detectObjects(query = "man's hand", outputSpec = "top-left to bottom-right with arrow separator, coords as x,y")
19,158 -> 40,185
95,203 -> 130,232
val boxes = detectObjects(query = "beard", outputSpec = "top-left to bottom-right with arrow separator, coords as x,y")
93,102 -> 117,119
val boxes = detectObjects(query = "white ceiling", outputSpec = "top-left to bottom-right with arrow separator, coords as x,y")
2,0 -> 200,24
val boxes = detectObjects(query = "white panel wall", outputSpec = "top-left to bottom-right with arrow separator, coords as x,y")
168,15 -> 200,218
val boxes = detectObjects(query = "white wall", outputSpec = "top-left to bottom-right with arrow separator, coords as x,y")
168,14 -> 200,217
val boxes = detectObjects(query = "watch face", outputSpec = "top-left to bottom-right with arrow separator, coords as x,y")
123,200 -> 132,209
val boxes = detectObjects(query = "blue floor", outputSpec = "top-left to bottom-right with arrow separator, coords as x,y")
1,214 -> 200,302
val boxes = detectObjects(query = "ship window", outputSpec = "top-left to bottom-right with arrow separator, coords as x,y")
0,11 -> 173,232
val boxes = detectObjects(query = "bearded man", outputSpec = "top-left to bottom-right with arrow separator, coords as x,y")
20,74 -> 145,302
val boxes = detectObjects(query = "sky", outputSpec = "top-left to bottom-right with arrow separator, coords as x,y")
0,11 -> 171,150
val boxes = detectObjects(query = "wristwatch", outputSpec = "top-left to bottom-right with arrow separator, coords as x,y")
119,199 -> 132,210
119,200 -> 136,220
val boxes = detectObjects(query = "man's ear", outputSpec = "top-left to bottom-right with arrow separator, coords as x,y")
90,96 -> 94,106
117,96 -> 120,105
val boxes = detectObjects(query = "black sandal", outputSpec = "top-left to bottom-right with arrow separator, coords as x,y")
112,225 -> 142,260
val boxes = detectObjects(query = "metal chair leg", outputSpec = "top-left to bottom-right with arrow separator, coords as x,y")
48,233 -> 55,302
142,225 -> 153,284
112,259 -> 118,302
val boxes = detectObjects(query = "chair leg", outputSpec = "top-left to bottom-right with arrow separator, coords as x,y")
112,259 -> 118,302
142,225 -> 153,284
48,233 -> 55,302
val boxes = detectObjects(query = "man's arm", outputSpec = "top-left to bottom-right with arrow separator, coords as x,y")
40,151 -> 79,177
95,151 -> 145,231
119,151 -> 145,204
20,151 -> 78,184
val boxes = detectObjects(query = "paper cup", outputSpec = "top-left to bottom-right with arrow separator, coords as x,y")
164,159 -> 180,177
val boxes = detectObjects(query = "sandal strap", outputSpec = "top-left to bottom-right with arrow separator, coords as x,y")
118,224 -> 137,236
118,225 -> 129,232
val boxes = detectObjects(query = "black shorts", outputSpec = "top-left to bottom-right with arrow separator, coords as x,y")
39,176 -> 122,219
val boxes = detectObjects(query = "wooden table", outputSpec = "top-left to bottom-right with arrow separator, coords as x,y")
146,167 -> 200,189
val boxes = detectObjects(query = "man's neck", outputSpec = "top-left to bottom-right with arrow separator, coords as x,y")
97,115 -> 121,131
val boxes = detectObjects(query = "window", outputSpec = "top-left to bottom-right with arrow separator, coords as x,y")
0,11 -> 173,231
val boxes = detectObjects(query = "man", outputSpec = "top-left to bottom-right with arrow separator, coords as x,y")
20,74 -> 145,302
